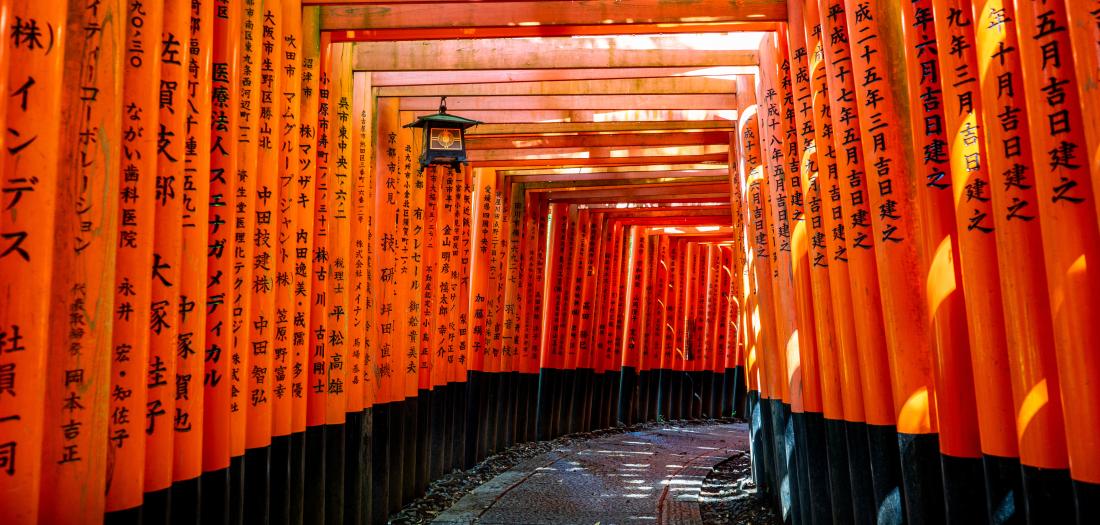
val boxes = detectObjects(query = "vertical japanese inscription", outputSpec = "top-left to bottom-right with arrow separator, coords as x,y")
106,0 -> 164,512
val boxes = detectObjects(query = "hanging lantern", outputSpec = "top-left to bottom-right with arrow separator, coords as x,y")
404,96 -> 481,173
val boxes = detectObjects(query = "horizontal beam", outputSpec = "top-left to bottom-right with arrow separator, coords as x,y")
378,76 -> 737,97
508,169 -> 728,183
467,131 -> 732,150
523,175 -> 727,190
551,194 -> 730,204
322,1 -> 786,31
503,163 -> 727,175
332,22 -> 781,42
467,120 -> 735,136
371,68 -> 756,87
353,34 -> 761,70
467,144 -> 728,162
401,109 -> 736,124
397,94 -> 736,111
471,152 -> 728,168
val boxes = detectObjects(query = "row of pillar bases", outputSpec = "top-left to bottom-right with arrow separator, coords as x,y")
746,394 -> 1100,525
103,366 -> 747,525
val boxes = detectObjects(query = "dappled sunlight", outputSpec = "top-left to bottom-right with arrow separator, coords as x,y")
1016,379 -> 1050,443
897,387 -> 933,434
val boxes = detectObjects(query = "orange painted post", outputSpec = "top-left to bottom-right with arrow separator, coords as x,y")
104,0 -> 163,518
284,3 -> 312,521
784,6 -> 839,518
371,95 -> 399,523
971,0 -> 1073,518
817,2 -> 909,518
1064,0 -> 1100,227
40,1 -> 123,522
274,0 -> 302,519
843,1 -> 952,521
736,73 -> 783,503
268,0 -> 292,489
1013,0 -> 1100,509
455,166 -> 473,464
469,170 -> 494,449
756,34 -> 798,413
616,224 -> 642,426
501,182 -> 525,442
325,39 -> 352,522
231,2 -> 263,516
305,9 -> 329,522
245,0 -> 279,516
202,2 -> 240,521
145,0 -> 189,519
420,165 -> 442,478
897,2 -> 988,522
802,2 -> 867,520
0,1 -> 62,522
401,113 -> 426,500
927,0 -> 1024,519
174,0 -> 213,515
348,68 -> 373,522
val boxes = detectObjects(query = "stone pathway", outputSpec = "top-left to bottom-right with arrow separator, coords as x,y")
433,423 -> 748,525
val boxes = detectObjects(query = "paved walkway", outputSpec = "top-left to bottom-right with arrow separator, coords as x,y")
433,423 -> 748,525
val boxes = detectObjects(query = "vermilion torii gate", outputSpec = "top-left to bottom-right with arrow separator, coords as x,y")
0,1 -> 1099,525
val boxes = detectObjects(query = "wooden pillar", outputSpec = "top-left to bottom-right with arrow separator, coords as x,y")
104,0 -> 164,519
1013,0 -> 1100,509
40,1 -> 124,523
202,1 -> 241,522
971,0 -> 1073,518
173,0 -> 212,517
0,1 -> 66,522
928,0 -> 1023,519
231,2 -> 263,521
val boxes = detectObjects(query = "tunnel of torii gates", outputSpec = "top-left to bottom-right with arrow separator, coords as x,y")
4,0 -> 1100,524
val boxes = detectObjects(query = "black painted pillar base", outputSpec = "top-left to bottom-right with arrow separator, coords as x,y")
1073,478 -> 1100,524
785,405 -> 805,525
105,505 -> 142,525
304,425 -> 326,525
451,382 -> 468,471
429,386 -> 447,481
803,412 -> 833,524
231,454 -> 246,525
360,408 -> 373,525
244,447 -> 270,525
897,432 -> 943,525
370,404 -> 389,525
823,418 -> 854,525
344,411 -> 365,525
747,391 -> 767,494
579,368 -> 595,433
172,476 -> 201,525
200,467 -> 230,525
535,368 -> 556,441
416,391 -> 432,494
388,400 -> 404,514
467,371 -> 485,464
732,366 -> 746,418
1020,465 -> 1074,524
941,453 -> 987,524
618,366 -> 638,426
325,422 -> 345,525
289,433 -> 304,525
402,395 -> 418,506
271,434 -> 291,525
980,454 -> 1024,524
845,421 -> 876,525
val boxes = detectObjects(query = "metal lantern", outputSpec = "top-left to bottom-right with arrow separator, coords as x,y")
403,96 -> 481,173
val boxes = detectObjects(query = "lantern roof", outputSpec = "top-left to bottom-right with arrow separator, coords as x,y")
403,97 -> 482,130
